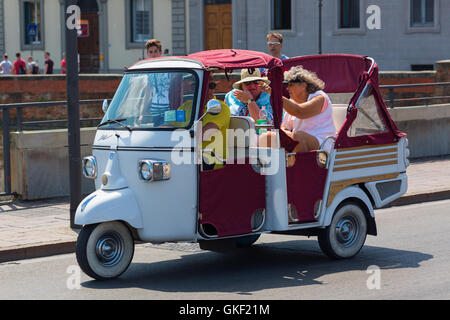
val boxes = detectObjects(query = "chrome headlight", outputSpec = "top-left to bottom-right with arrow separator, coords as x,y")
138,160 -> 171,182
82,156 -> 97,179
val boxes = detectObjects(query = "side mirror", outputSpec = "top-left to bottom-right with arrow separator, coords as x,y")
102,99 -> 109,113
206,99 -> 221,115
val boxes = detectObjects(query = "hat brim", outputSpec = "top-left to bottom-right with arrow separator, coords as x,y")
233,77 -> 271,90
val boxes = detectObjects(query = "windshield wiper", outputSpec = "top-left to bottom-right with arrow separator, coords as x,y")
97,118 -> 132,131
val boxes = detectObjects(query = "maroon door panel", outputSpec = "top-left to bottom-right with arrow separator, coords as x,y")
199,162 -> 265,237
286,151 -> 328,223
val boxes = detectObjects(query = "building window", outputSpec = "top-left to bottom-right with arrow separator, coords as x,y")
339,0 -> 360,29
20,0 -> 44,50
131,0 -> 151,43
410,0 -> 434,27
271,0 -> 291,30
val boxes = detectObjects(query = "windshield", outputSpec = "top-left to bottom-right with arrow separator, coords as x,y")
100,70 -> 199,130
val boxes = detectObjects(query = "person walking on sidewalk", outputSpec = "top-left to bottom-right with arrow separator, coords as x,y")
0,53 -> 13,74
44,52 -> 54,74
12,52 -> 27,75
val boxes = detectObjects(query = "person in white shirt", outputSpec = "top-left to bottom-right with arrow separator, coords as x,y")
0,53 -> 13,75
259,65 -> 336,152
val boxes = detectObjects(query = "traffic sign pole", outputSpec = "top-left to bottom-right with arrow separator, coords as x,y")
65,0 -> 82,229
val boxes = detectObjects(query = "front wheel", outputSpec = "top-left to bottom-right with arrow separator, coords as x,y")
318,202 -> 368,259
76,221 -> 135,280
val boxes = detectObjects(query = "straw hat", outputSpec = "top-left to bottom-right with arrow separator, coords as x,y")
232,68 -> 270,90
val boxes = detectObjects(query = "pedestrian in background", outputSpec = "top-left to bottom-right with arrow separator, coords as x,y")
44,51 -> 54,74
26,56 -> 38,74
12,52 -> 27,75
61,53 -> 66,74
266,32 -> 288,60
260,32 -> 289,75
0,53 -> 13,74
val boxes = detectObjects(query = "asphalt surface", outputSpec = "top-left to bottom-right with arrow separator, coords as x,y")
0,199 -> 449,300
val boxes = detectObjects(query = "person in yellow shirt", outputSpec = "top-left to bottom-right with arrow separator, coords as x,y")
174,81 -> 231,170
201,98 -> 230,170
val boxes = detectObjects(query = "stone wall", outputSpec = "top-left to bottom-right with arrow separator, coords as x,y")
0,74 -> 122,122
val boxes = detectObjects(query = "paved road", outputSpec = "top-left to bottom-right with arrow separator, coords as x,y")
0,199 -> 449,300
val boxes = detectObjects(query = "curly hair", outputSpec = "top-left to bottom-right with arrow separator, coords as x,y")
284,65 -> 325,94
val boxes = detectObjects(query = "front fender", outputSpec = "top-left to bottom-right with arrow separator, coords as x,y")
323,186 -> 374,227
75,188 -> 143,228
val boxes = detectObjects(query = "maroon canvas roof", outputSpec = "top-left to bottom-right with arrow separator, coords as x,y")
282,54 -> 374,93
187,49 -> 283,70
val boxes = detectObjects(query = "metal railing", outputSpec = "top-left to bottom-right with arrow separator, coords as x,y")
0,98 -> 109,197
380,82 -> 450,108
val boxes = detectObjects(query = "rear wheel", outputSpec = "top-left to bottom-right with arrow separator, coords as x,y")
76,221 -> 135,280
318,202 -> 367,259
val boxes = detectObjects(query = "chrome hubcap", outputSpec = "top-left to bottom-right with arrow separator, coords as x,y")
335,216 -> 359,247
95,232 -> 124,267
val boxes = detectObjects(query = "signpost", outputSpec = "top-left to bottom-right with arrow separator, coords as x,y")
65,1 -> 82,229
27,23 -> 37,59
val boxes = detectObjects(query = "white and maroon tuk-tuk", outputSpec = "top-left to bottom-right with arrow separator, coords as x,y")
75,50 -> 409,280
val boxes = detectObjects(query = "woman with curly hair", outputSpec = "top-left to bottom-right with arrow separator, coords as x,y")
260,65 -> 336,152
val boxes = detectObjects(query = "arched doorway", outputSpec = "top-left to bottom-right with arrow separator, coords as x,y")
77,0 -> 100,73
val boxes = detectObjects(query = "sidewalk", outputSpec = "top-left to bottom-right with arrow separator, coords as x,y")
1,155 -> 449,263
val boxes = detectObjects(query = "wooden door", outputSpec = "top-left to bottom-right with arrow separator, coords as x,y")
205,3 -> 232,50
77,13 -> 100,73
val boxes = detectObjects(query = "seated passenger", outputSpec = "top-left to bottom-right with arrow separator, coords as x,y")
259,65 -> 336,152
225,68 -> 273,124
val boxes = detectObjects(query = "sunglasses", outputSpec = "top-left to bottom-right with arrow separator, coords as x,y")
283,79 -> 303,85
267,41 -> 281,46
208,82 -> 217,89
243,80 -> 260,86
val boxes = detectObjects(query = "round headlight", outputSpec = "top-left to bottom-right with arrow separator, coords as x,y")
139,162 -> 153,181
82,156 -> 97,178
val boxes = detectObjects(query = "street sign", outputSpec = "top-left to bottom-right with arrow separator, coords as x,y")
27,23 -> 38,38
77,20 -> 89,37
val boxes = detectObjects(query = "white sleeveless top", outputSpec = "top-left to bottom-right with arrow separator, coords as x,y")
282,90 -> 336,144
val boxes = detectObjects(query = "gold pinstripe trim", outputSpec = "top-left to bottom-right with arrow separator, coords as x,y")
335,154 -> 398,166
326,173 -> 400,206
335,147 -> 398,159
333,160 -> 398,172
336,143 -> 398,152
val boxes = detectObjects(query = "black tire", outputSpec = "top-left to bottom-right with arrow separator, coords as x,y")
76,221 -> 135,280
318,202 -> 368,259
235,234 -> 261,248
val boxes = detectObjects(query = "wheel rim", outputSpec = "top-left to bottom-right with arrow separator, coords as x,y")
95,232 -> 125,267
335,216 -> 359,248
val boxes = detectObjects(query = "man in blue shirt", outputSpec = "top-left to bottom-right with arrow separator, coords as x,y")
225,68 -> 273,124
260,32 -> 289,75
267,32 -> 288,60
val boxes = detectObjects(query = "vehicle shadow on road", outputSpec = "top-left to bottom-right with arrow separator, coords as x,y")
81,239 -> 432,294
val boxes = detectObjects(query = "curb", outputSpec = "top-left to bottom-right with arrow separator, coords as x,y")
0,241 -> 76,264
0,190 -> 449,264
388,190 -> 450,207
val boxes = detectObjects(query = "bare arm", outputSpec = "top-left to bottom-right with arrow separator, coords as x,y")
282,95 -> 325,119
233,89 -> 261,121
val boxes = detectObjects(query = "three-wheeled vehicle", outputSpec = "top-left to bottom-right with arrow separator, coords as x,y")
75,50 -> 410,280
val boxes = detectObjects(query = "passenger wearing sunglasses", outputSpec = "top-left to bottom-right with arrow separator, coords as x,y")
224,68 -> 273,124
